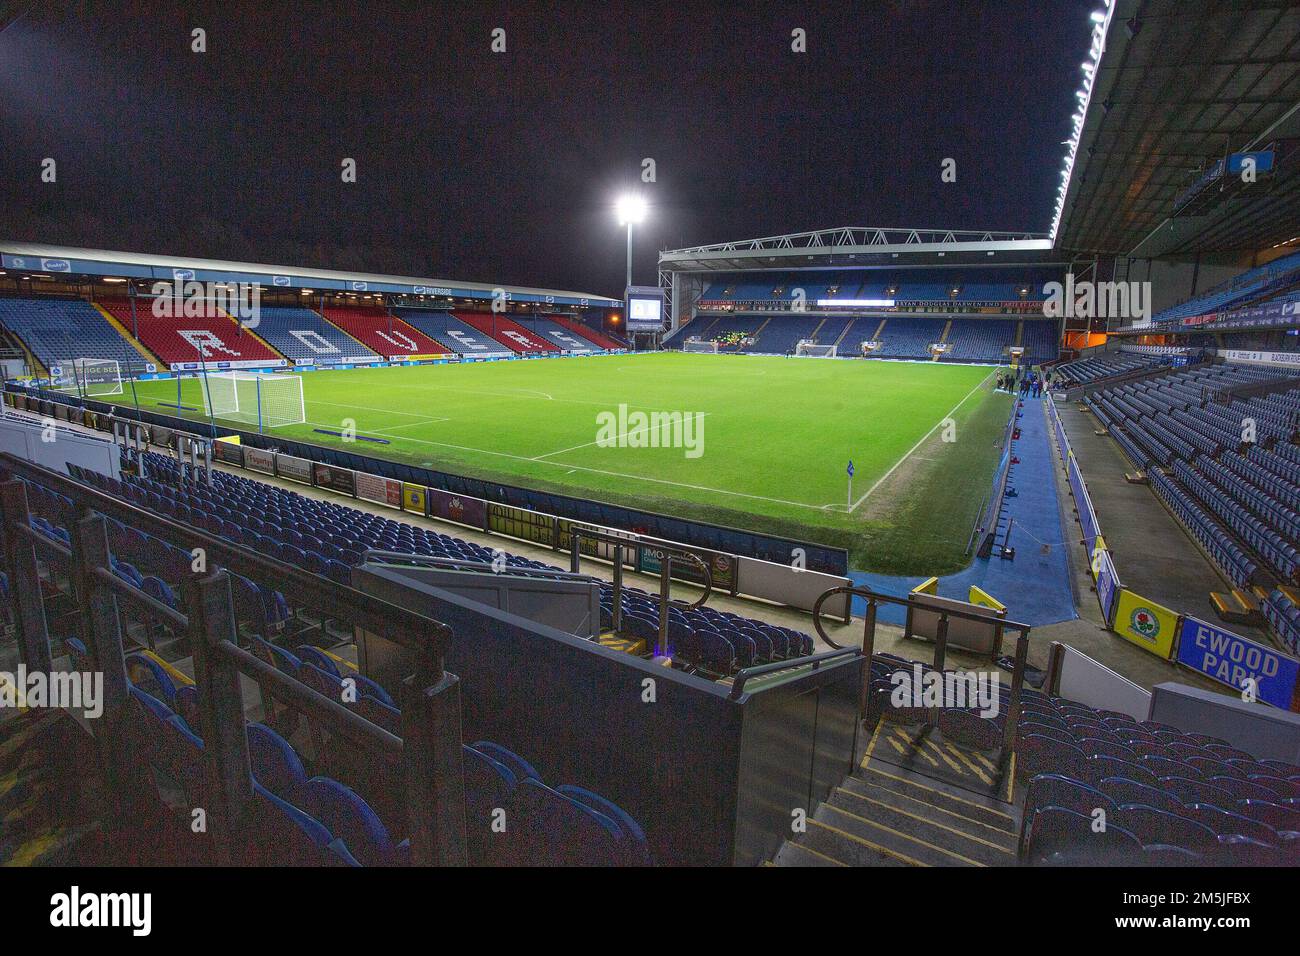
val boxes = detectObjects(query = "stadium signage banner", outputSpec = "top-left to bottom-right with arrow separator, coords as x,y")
638,542 -> 736,592
1113,590 -> 1179,659
401,483 -> 427,516
355,472 -> 402,508
312,463 -> 356,496
1218,349 -> 1300,368
275,454 -> 313,484
1176,616 -> 1300,711
244,448 -> 275,475
1093,547 -> 1120,626
427,487 -> 487,529
213,440 -> 243,466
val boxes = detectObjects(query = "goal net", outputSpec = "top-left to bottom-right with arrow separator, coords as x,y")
200,371 -> 305,430
54,358 -> 123,397
683,338 -> 719,354
796,340 -> 837,357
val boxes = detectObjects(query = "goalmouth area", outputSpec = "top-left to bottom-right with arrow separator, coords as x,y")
127,352 -> 1014,574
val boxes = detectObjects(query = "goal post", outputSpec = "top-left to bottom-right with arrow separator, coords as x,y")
683,338 -> 719,354
796,340 -> 837,357
53,358 -> 123,397
200,371 -> 305,432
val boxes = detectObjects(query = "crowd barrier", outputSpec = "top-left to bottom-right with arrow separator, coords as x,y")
1048,397 -> 1300,712
3,385 -> 852,621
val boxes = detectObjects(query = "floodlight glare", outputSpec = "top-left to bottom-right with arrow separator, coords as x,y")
616,195 -> 647,225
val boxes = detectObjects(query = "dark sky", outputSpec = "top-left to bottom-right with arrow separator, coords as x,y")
0,0 -> 1097,296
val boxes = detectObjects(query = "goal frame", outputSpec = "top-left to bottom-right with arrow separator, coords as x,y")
683,338 -> 720,354
200,370 -> 305,433
795,340 -> 837,358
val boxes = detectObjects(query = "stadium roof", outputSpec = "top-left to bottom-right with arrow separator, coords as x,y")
1056,0 -> 1300,259
0,242 -> 622,308
658,227 -> 1057,274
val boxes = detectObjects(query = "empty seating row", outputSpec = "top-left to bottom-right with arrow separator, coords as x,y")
0,297 -> 145,370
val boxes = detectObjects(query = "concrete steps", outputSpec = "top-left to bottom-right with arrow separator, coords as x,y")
773,728 -> 1019,867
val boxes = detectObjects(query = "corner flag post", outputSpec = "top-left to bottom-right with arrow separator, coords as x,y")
847,459 -> 854,510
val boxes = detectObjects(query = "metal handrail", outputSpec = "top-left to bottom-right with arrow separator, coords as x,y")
728,647 -> 861,700
810,583 -> 1033,776
568,524 -> 712,656
0,454 -> 465,864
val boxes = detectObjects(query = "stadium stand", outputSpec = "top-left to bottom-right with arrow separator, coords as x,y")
1019,320 -> 1060,365
1053,352 -> 1162,386
695,270 -> 1053,310
77,450 -> 815,680
943,319 -> 1019,362
1086,363 -> 1300,622
552,315 -> 623,350
1154,251 -> 1300,323
251,307 -> 380,365
514,315 -> 599,352
97,298 -> 284,366
454,312 -> 559,353
12,463 -> 651,866
0,297 -> 147,370
1013,688 -> 1300,865
319,305 -> 451,359
394,310 -> 513,356
876,318 -> 947,358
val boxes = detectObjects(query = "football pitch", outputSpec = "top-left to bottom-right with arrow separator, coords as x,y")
127,353 -> 1013,575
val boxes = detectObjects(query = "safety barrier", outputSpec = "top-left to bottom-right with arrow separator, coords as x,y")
810,584 -> 1033,775
0,452 -> 464,865
1049,397 -> 1300,711
3,384 -> 849,584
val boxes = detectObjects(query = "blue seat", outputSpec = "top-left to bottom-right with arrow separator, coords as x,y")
300,776 -> 403,867
513,777 -> 625,866
471,742 -> 541,783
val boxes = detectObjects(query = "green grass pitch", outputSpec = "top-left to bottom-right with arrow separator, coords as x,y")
126,353 -> 1014,575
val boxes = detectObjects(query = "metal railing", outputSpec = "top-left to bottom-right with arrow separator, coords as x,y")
811,584 -> 1033,775
0,452 -> 466,865
728,647 -> 861,700
568,525 -> 711,656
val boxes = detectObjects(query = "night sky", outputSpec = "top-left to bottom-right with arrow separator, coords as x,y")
0,0 -> 1097,296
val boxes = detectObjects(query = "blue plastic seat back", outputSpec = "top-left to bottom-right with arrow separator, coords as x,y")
301,777 -> 396,867
471,741 -> 541,784
247,722 -> 309,800
513,778 -> 625,866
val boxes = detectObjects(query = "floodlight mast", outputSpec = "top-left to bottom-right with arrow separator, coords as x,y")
616,195 -> 647,291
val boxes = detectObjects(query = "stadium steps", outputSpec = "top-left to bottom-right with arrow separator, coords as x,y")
749,316 -> 774,347
830,319 -> 856,349
221,309 -> 291,363
1210,588 -> 1262,626
939,319 -> 952,343
774,723 -> 1018,867
808,317 -> 827,342
92,303 -> 165,367
0,709 -> 112,866
1014,321 -> 1024,347
1,326 -> 46,377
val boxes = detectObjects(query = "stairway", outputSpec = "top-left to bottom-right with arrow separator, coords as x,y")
772,720 -> 1020,867
0,709 -> 109,866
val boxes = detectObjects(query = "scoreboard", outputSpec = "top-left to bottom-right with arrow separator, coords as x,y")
625,286 -> 664,331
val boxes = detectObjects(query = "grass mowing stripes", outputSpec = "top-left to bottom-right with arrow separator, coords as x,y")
127,352 -> 1011,574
